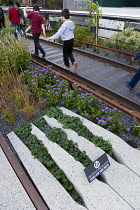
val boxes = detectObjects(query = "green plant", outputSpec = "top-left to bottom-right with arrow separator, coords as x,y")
110,28 -> 140,54
46,127 -> 92,167
46,106 -> 113,157
15,122 -> 32,139
0,33 -> 31,74
80,0 -> 102,44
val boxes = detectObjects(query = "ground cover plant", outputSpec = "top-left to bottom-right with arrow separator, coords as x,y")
15,122 -> 82,202
1,57 -> 139,138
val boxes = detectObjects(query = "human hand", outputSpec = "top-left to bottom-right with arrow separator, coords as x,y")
47,38 -> 50,41
131,57 -> 134,61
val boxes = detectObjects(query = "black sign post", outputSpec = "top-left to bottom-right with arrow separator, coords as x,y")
84,153 -> 110,183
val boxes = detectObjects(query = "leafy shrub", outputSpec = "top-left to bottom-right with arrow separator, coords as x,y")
110,28 -> 140,54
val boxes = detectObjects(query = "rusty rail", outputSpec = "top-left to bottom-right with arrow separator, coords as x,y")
74,39 -> 134,57
0,132 -> 49,210
31,56 -> 140,120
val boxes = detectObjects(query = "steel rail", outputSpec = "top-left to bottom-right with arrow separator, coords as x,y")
31,56 -> 140,120
74,39 -> 134,57
27,34 -> 137,73
0,132 -> 49,210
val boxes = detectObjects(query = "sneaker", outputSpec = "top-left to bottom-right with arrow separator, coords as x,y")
42,53 -> 46,59
74,62 -> 78,69
63,66 -> 70,70
136,93 -> 140,98
33,53 -> 39,56
125,81 -> 133,90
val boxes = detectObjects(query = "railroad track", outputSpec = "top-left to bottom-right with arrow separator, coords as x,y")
27,34 -> 140,119
1,34 -> 140,210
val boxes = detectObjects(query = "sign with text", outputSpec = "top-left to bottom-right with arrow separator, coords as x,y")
84,153 -> 110,183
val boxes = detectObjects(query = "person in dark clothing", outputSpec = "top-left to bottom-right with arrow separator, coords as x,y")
8,0 -> 22,38
0,7 -> 5,30
14,2 -> 26,37
24,4 -> 46,58
126,52 -> 140,98
47,8 -> 78,70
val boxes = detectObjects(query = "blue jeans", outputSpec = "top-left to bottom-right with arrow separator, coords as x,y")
12,23 -> 22,38
128,68 -> 140,88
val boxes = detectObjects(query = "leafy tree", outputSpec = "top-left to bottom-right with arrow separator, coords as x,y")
81,0 -> 102,44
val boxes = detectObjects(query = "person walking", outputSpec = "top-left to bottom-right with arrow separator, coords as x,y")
47,8 -> 78,70
126,52 -> 140,98
0,7 -> 5,30
24,4 -> 46,58
14,2 -> 26,37
8,0 -> 22,38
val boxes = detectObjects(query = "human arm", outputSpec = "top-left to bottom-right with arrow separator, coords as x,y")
41,24 -> 46,36
48,22 -> 65,40
24,6 -> 28,18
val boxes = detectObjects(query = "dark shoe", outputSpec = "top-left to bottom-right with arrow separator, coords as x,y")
42,53 -> 46,59
33,53 -> 39,56
126,81 -> 133,90
136,93 -> 140,98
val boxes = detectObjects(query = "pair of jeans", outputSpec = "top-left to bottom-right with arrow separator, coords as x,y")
63,38 -> 75,67
128,68 -> 140,88
32,33 -> 45,55
12,23 -> 22,38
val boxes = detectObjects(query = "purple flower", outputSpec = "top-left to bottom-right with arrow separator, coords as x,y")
126,128 -> 130,132
48,90 -> 50,92
108,117 -> 113,121
61,101 -> 65,105
98,120 -> 102,124
45,84 -> 49,87
88,100 -> 92,103
102,121 -> 107,125
133,119 -> 137,123
98,99 -> 102,102
62,93 -> 68,97
101,109 -> 105,112
105,107 -> 109,110
113,108 -> 117,110
32,83 -> 37,85
101,117 -> 105,120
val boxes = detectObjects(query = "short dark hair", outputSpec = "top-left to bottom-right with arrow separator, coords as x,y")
14,1 -> 20,7
33,4 -> 39,11
9,0 -> 14,5
61,8 -> 70,19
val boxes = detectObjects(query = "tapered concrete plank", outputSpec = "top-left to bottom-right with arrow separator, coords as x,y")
61,107 -> 140,176
0,147 -> 35,210
31,124 -> 133,210
44,115 -> 140,210
7,132 -> 86,210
